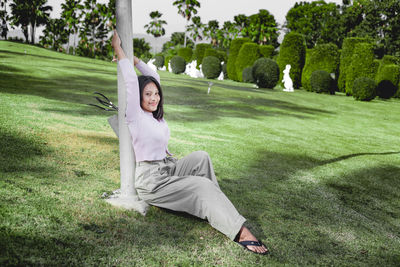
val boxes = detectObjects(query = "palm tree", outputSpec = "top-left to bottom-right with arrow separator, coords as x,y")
61,0 -> 84,55
172,0 -> 200,47
39,18 -> 68,51
9,0 -> 30,42
186,16 -> 203,43
204,20 -> 219,46
144,11 -> 167,53
0,0 -> 8,22
10,0 -> 52,44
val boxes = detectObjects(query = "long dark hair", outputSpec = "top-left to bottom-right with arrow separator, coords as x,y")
137,75 -> 164,120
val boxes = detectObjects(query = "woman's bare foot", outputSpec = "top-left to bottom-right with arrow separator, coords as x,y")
237,226 -> 269,254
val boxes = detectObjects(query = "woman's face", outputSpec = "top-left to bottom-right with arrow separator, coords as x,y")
141,82 -> 160,113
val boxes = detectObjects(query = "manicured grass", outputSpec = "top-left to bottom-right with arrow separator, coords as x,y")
1,40 -> 400,266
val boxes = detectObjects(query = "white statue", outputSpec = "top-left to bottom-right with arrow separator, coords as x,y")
184,60 -> 204,78
146,58 -> 158,72
282,64 -> 294,92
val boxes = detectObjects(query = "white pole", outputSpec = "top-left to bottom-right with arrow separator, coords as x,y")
106,0 -> 149,215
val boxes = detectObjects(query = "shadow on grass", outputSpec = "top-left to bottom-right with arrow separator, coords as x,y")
219,149 -> 400,265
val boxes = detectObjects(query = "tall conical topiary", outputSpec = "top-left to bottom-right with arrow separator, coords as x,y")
276,32 -> 306,89
301,43 -> 340,91
226,38 -> 251,81
346,43 -> 376,95
235,43 -> 261,82
338,37 -> 369,92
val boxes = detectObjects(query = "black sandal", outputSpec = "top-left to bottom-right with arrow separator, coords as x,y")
236,240 -> 269,255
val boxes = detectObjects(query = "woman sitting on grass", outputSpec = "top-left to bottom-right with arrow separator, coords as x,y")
112,31 -> 268,255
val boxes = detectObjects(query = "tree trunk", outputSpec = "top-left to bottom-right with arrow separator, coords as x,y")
22,25 -> 29,43
73,30 -> 76,55
31,21 -> 35,44
105,0 -> 149,215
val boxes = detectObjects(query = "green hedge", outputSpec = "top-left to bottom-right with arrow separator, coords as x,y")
165,55 -> 173,71
259,45 -> 275,58
202,56 -> 221,79
353,77 -> 376,101
276,32 -> 306,89
301,43 -> 339,91
226,38 -> 251,81
375,64 -> 400,99
252,58 -> 280,89
194,43 -> 212,69
346,43 -> 376,95
236,43 -> 261,82
338,37 -> 369,92
177,47 -> 193,63
204,48 -> 227,63
310,70 -> 335,94
170,55 -> 186,74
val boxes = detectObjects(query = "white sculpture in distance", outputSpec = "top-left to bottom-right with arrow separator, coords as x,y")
282,64 -> 294,92
184,60 -> 204,78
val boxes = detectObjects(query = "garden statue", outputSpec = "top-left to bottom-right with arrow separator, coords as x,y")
282,64 -> 294,92
185,60 -> 203,78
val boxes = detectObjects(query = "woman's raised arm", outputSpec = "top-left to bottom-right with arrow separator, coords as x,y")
112,31 -> 142,123
134,56 -> 161,84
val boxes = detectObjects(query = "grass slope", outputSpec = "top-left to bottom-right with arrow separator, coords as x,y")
1,41 -> 400,266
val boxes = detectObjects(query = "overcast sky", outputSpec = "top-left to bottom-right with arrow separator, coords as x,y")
45,0 -> 343,37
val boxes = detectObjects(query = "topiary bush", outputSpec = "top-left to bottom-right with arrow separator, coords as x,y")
154,55 -> 164,69
310,70 -> 335,94
170,55 -> 186,74
202,56 -> 221,79
259,45 -> 275,58
204,48 -> 227,64
252,58 -> 280,89
242,67 -> 254,83
236,43 -> 261,82
222,63 -> 228,79
276,32 -> 306,89
227,38 -> 251,81
338,37 -> 370,92
164,55 -> 173,71
194,43 -> 212,69
346,43 -> 376,95
301,43 -> 339,91
375,64 -> 400,99
177,47 -> 193,63
352,77 -> 376,101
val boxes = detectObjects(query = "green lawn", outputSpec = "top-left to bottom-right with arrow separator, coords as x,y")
1,40 -> 399,266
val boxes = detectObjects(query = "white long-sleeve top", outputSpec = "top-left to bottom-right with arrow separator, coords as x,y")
119,58 -> 170,162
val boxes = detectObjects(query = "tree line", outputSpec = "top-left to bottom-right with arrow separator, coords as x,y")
1,0 -> 399,60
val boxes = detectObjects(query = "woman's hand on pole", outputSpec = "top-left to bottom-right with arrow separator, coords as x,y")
112,30 -> 126,61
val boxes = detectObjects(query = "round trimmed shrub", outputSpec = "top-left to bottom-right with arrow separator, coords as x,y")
236,43 -> 261,82
259,45 -> 275,58
227,38 -> 251,81
352,77 -> 376,101
202,56 -> 221,79
242,67 -> 254,83
346,43 -> 376,95
177,47 -> 193,63
170,55 -> 186,74
252,58 -> 280,89
276,32 -> 306,89
301,43 -> 339,91
154,55 -> 164,69
376,64 -> 400,99
338,37 -> 370,92
194,43 -> 212,69
310,70 -> 335,94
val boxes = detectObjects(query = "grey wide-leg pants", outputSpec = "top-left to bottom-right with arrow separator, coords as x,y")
135,151 -> 246,240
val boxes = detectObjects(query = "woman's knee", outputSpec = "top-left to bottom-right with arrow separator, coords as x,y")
192,150 -> 210,161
